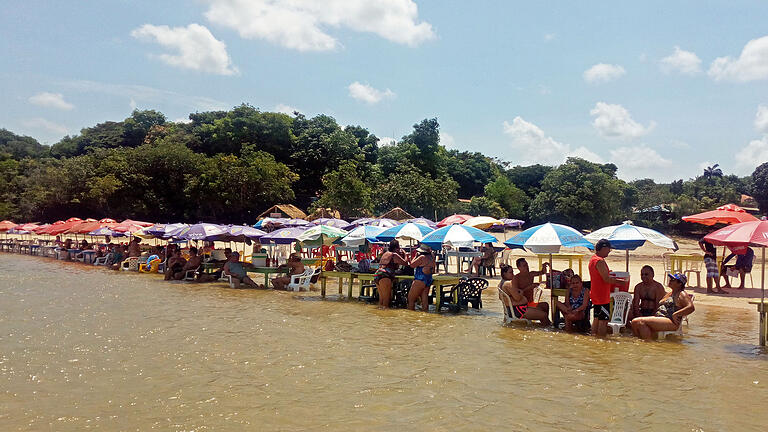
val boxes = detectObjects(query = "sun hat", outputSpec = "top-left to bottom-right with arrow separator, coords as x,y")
668,273 -> 687,286
416,243 -> 432,253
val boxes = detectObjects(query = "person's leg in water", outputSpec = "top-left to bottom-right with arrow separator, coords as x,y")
407,280 -> 426,310
631,316 -> 678,340
420,282 -> 431,311
522,306 -> 551,326
377,278 -> 393,308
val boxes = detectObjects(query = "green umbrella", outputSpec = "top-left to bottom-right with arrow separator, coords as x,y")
297,225 -> 348,246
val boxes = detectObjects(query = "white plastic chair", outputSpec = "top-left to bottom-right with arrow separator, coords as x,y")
183,266 -> 200,281
219,274 -> 235,288
657,294 -> 694,339
288,267 -> 319,292
608,291 -> 632,335
683,259 -> 702,288
93,253 -> 112,266
120,257 -> 139,271
498,289 -> 532,325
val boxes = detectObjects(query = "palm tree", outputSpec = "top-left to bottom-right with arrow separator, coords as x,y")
703,164 -> 723,183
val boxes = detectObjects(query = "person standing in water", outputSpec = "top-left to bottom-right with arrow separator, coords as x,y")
589,239 -> 618,337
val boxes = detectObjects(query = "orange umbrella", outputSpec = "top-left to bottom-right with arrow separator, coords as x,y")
36,220 -> 64,235
682,204 -> 759,226
0,220 -> 18,232
66,218 -> 117,234
113,219 -> 152,233
16,223 -> 41,232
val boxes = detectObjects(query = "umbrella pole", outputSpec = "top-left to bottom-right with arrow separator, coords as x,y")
761,247 -> 766,346
625,250 -> 630,272
549,253 -> 554,326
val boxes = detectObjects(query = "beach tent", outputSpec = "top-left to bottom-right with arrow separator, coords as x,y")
585,221 -> 678,271
682,204 -> 759,226
704,220 -> 768,345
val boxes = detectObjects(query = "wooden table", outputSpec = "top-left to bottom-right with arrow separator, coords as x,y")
748,300 -> 768,346
320,271 -> 356,298
537,253 -> 584,281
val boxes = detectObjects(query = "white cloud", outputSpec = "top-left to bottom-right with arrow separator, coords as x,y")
590,102 -> 655,139
129,98 -> 137,110
583,63 -> 626,84
348,81 -> 395,104
203,0 -> 435,52
544,33 -> 556,42
274,103 -> 300,115
378,136 -> 397,146
735,135 -> 768,174
21,118 -> 69,139
660,46 -> 702,75
439,132 -> 456,149
28,92 -> 74,110
173,117 -> 192,124
755,104 -> 768,133
60,79 -> 230,112
538,84 -> 551,95
708,35 -> 768,82
502,116 -> 602,165
131,23 -> 238,75
609,145 -> 672,180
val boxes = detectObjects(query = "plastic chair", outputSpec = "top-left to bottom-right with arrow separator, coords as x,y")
288,267 -> 319,291
455,277 -> 489,310
657,294 -> 694,339
219,274 -> 236,288
93,253 -> 112,266
498,288 -> 531,325
183,266 -> 200,281
608,291 -> 632,335
683,259 -> 702,288
391,279 -> 411,308
120,257 -> 139,271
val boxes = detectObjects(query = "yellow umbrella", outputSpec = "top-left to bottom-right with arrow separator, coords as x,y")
462,216 -> 503,231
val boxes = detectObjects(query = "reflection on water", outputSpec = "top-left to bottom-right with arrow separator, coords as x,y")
1,253 -> 767,431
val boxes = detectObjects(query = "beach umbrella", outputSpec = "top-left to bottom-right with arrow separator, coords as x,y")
463,216 -> 504,230
176,223 -> 228,241
704,220 -> 768,344
682,204 -> 759,226
421,224 -> 497,249
17,223 -> 40,232
312,218 -> 349,228
585,221 -> 678,271
297,225 -> 348,246
282,218 -> 313,227
340,225 -> 387,247
376,223 -> 435,242
504,222 -> 593,254
36,221 -> 65,235
112,219 -> 152,234
161,223 -> 190,239
437,214 -> 473,227
65,218 -> 110,234
87,227 -> 125,237
343,218 -> 398,231
47,217 -> 84,236
489,218 -> 525,230
406,217 -> 437,228
0,220 -> 18,232
259,226 -> 310,244
211,225 -> 267,242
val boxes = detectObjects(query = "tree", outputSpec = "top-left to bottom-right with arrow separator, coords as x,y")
484,176 -> 528,218
703,163 -> 723,183
401,118 -> 443,177
528,157 -> 636,229
468,196 -> 506,219
0,129 -> 48,159
506,164 -> 553,199
752,162 -> 768,214
310,161 -> 373,218
445,150 -> 496,198
374,167 -> 458,217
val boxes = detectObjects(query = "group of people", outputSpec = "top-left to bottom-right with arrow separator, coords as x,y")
497,239 -> 696,340
374,239 -> 436,310
699,240 -> 754,293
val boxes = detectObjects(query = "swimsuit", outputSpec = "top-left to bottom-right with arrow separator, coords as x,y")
569,288 -> 585,310
639,288 -> 658,317
655,296 -> 677,319
228,261 -> 246,280
414,266 -> 433,286
511,304 -> 528,318
374,255 -> 399,284
704,254 -> 719,278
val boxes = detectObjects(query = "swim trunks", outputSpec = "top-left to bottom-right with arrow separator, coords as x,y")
593,303 -> 610,321
512,304 -> 528,318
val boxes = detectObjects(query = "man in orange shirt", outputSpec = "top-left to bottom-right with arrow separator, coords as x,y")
589,239 -> 618,337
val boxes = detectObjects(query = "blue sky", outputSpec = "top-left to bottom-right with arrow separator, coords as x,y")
2,0 -> 768,182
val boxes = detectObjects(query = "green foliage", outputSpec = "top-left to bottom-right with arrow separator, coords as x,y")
309,161 -> 373,218
374,167 -> 458,218
0,129 -> 48,159
401,118 -> 443,177
506,164 -> 553,199
528,157 -> 636,229
752,162 -> 768,214
468,196 -> 506,219
484,176 -> 528,218
445,150 -> 496,198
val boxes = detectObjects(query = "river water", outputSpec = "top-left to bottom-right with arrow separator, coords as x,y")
1,253 -> 767,431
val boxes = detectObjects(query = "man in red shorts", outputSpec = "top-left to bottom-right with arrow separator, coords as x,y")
511,258 -> 551,321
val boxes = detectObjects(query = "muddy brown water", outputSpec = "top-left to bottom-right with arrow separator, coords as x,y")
1,253 -> 767,431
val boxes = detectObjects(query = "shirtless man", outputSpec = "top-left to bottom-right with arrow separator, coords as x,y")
164,249 -> 186,280
501,262 -> 551,325
175,247 -> 201,280
271,253 -> 305,290
128,238 -> 142,258
513,258 -> 551,317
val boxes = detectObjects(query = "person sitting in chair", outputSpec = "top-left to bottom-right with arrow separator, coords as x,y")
271,253 -> 305,290
512,258 -> 551,317
222,252 -> 260,289
630,273 -> 694,340
500,268 -> 551,326
471,242 -> 496,276
555,274 -> 590,332
164,249 -> 186,280
721,246 -> 754,290
630,265 -> 667,320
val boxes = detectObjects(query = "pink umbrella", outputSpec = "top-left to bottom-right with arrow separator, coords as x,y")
437,214 -> 473,227
0,220 -> 17,232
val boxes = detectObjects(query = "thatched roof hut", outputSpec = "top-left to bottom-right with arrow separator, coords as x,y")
379,207 -> 414,221
256,204 -> 307,220
307,208 -> 341,221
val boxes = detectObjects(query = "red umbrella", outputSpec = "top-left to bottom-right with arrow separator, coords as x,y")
682,204 -> 759,226
66,218 -> 117,234
0,220 -> 18,232
36,220 -> 64,235
437,214 -> 473,227
47,218 -> 84,236
113,219 -> 152,233
704,220 -> 768,342
17,223 -> 40,232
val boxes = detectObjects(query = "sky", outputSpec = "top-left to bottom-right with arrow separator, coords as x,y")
2,0 -> 768,182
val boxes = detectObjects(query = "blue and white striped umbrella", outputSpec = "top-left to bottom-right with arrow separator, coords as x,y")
259,226 -> 310,244
504,222 -> 593,254
584,221 -> 677,250
340,225 -> 387,246
376,223 -> 434,242
420,225 -> 497,249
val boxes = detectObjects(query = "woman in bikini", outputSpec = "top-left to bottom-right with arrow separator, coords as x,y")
408,243 -> 435,311
555,274 -> 590,332
374,240 -> 408,308
630,273 -> 694,340
630,265 -> 666,320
